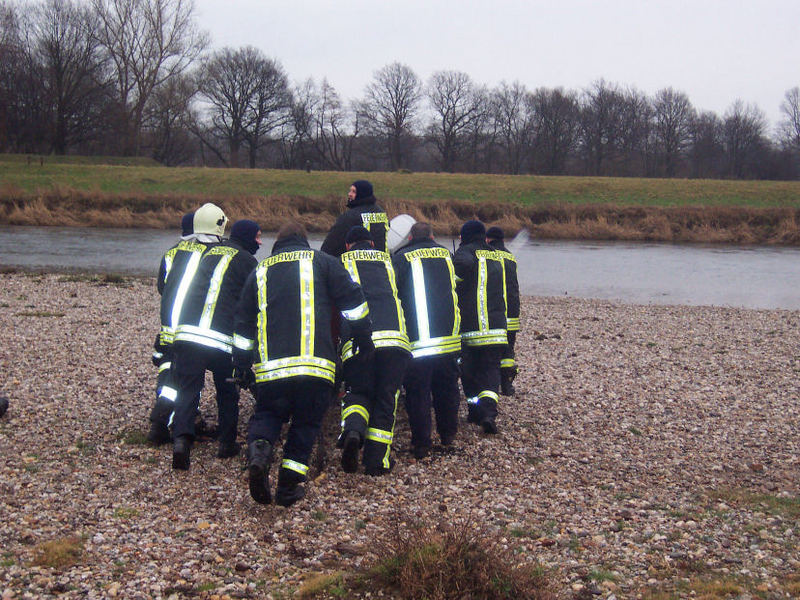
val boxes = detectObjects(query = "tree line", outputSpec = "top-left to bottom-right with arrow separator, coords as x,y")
2,0 -> 800,179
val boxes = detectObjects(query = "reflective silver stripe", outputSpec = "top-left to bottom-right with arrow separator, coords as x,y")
478,390 -> 499,403
410,335 -> 461,353
199,254 -> 234,329
170,252 -> 203,331
233,334 -> 254,351
500,358 -> 516,368
255,365 -> 335,384
282,458 -> 308,475
446,256 -> 461,336
342,404 -> 369,423
254,356 -> 336,384
366,427 -> 393,444
461,329 -> 507,347
158,361 -> 172,373
300,257 -> 315,356
152,351 -> 163,360
411,344 -> 460,359
159,386 -> 178,402
476,255 -> 489,332
410,257 -> 430,342
466,396 -> 479,405
341,301 -> 369,321
507,317 -> 520,331
173,331 -> 232,353
256,265 -> 269,363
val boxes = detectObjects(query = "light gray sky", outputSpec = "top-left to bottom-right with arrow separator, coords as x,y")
193,0 -> 800,130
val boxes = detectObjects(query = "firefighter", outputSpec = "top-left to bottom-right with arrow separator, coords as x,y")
321,180 -> 389,257
233,221 -> 372,506
338,226 -> 410,475
148,205 -> 225,445
486,226 -> 521,396
170,219 -> 261,470
453,220 -> 507,434
392,222 -> 461,459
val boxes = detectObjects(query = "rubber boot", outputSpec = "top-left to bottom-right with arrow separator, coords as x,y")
172,435 -> 192,470
247,439 -> 273,505
217,441 -> 241,459
340,430 -> 361,473
275,468 -> 306,507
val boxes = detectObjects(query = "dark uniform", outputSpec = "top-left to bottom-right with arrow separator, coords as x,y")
487,227 -> 521,396
148,219 -> 211,444
392,230 -> 461,457
321,180 -> 389,257
339,227 -> 410,475
233,229 -> 371,506
453,220 -> 507,434
171,220 -> 260,469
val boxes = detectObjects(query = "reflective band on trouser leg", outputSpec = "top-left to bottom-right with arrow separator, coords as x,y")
500,358 -> 515,369
158,361 -> 172,373
341,404 -> 369,429
282,459 -> 309,477
159,386 -> 178,402
366,427 -> 394,470
478,390 -> 499,404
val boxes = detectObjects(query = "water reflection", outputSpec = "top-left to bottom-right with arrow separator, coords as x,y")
1,226 -> 800,310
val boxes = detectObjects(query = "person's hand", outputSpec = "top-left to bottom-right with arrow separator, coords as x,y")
351,333 -> 374,358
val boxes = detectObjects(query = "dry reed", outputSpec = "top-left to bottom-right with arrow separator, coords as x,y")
3,189 -> 800,245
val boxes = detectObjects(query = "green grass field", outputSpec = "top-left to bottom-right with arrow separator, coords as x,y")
2,154 -> 799,208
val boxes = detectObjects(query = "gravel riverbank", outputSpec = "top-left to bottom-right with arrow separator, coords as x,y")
1,272 -> 798,599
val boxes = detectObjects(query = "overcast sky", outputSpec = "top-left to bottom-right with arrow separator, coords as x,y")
193,0 -> 800,130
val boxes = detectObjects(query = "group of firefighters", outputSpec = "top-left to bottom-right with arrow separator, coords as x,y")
148,180 -> 520,507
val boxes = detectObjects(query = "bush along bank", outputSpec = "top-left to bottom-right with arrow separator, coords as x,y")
3,191 -> 800,244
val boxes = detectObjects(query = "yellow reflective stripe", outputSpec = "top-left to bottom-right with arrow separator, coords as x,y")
478,390 -> 499,403
410,257 -> 430,341
341,331 -> 411,361
411,344 -> 460,359
476,254 -> 489,332
173,331 -> 232,353
341,301 -> 369,321
299,257 -> 315,356
199,252 -> 235,329
159,386 -> 177,402
170,252 -> 203,331
501,358 -> 516,368
410,335 -> 461,353
507,317 -> 520,331
446,256 -> 461,336
176,324 -> 233,346
281,459 -> 309,475
254,356 -> 336,384
366,427 -> 393,444
255,365 -> 335,384
256,265 -> 269,363
500,255 -> 509,322
342,404 -> 369,423
385,257 -> 407,338
233,334 -> 254,351
341,253 -> 362,284
461,329 -> 507,346
158,361 -> 171,373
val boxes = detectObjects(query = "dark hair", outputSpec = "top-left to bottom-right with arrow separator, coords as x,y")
409,222 -> 433,240
277,221 -> 308,241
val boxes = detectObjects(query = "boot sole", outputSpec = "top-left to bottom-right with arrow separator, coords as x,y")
248,462 -> 272,504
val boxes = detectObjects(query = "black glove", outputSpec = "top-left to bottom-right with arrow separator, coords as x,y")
153,332 -> 169,354
232,365 -> 255,389
351,332 -> 375,358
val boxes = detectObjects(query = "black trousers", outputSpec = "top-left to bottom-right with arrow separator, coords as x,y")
501,330 -> 517,373
171,342 -> 239,445
403,354 -> 460,449
248,377 -> 331,484
460,344 -> 503,423
342,347 -> 409,472
149,351 -> 176,426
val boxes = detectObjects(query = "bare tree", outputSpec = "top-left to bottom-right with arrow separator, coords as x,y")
198,46 -> 290,168
0,2 -> 23,150
358,62 -> 421,170
722,100 -> 766,178
616,87 -> 652,176
527,87 -> 579,175
689,110 -> 724,178
26,0 -> 109,154
90,0 -> 207,155
491,81 -> 533,174
652,87 -> 695,177
577,79 -> 627,175
426,70 -> 485,172
143,72 -> 197,164
778,87 -> 800,152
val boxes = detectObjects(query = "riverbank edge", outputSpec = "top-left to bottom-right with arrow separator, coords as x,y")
3,193 -> 800,245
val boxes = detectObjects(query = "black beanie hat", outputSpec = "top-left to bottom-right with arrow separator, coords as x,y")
230,219 -> 261,255
345,225 -> 373,245
460,219 -> 486,242
181,212 -> 195,237
486,226 -> 504,240
352,180 -> 374,200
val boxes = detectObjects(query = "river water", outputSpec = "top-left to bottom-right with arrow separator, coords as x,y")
2,225 -> 800,310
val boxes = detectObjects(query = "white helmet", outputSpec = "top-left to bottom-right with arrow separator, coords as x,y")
193,203 -> 228,237
387,214 -> 417,252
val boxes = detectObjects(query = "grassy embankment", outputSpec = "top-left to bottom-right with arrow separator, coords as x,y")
2,154 -> 800,243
